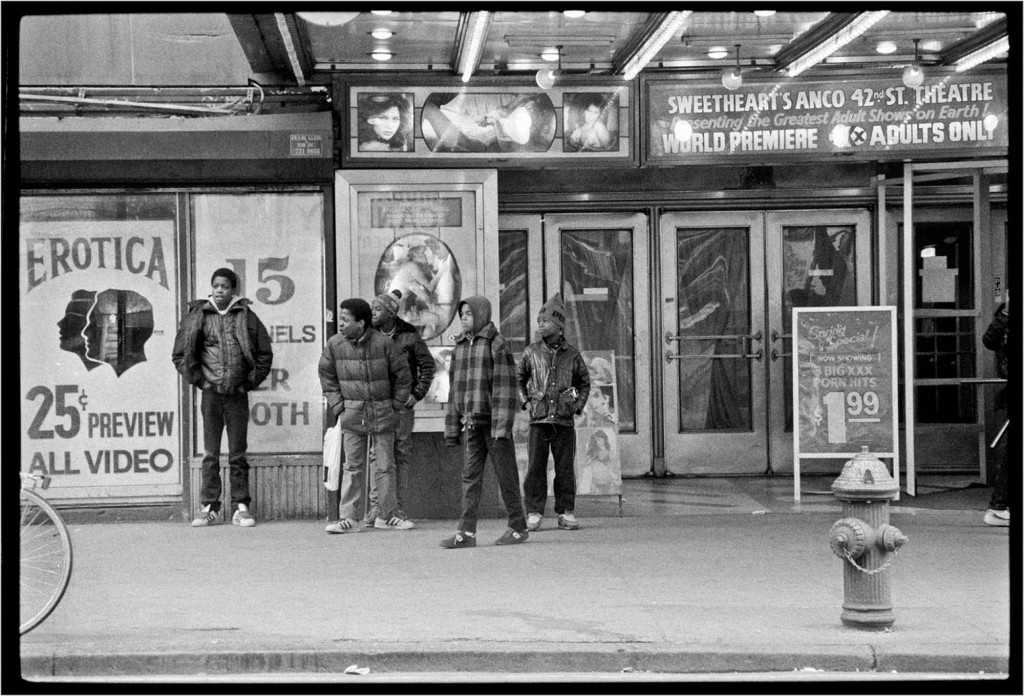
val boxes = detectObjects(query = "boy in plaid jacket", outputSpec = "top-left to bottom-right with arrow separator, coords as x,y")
441,295 -> 528,548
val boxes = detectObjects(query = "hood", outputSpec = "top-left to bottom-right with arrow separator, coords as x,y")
458,295 -> 491,335
201,296 -> 248,314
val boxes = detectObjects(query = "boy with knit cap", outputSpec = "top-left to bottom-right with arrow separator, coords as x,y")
441,295 -> 529,548
517,293 -> 590,531
318,298 -> 412,533
366,290 -> 436,524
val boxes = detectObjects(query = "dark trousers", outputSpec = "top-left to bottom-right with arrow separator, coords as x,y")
459,423 -> 526,534
200,389 -> 251,513
523,423 -> 577,516
989,431 -> 1010,510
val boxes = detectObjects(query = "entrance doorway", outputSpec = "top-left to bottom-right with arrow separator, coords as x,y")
659,210 -> 873,475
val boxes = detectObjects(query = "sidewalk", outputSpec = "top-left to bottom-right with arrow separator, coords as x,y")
19,477 -> 1012,680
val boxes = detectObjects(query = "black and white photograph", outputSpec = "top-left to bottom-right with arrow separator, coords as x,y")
356,91 -> 414,152
562,91 -> 620,152
11,7 -> 1012,690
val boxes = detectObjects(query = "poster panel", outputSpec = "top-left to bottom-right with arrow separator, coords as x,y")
345,81 -> 633,165
193,193 -> 324,454
20,207 -> 181,500
793,307 -> 898,457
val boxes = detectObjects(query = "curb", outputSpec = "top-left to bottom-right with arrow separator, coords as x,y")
21,643 -> 1009,678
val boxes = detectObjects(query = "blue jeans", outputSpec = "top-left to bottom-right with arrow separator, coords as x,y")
340,430 -> 397,522
367,407 -> 415,518
523,423 -> 576,516
199,389 -> 250,513
459,423 -> 526,534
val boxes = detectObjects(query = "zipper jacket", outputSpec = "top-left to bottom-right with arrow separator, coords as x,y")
517,336 -> 591,427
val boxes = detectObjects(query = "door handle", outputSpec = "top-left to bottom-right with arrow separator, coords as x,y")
666,329 -> 762,343
770,329 -> 791,361
666,329 -> 762,362
666,349 -> 763,363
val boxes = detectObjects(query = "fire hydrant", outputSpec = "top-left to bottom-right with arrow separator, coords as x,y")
828,446 -> 908,629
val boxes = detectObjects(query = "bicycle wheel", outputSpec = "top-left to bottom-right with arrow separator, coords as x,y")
20,488 -> 73,635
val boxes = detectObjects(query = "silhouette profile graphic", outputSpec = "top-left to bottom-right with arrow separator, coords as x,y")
57,289 -> 154,377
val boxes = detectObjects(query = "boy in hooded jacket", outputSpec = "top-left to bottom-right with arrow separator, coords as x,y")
319,298 -> 412,533
517,293 -> 591,531
441,296 -> 529,548
172,268 -> 273,528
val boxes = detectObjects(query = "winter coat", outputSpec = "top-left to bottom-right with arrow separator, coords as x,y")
318,327 -> 411,433
389,317 -> 437,403
517,336 -> 591,427
444,296 -> 518,443
171,297 -> 273,393
983,303 -> 1010,410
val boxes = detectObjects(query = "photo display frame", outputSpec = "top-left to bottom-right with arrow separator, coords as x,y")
340,77 -> 635,167
334,170 -> 499,433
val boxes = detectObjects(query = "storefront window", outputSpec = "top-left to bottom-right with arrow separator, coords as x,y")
912,222 -> 976,423
498,230 -> 529,357
560,229 -> 636,432
674,228 -> 751,431
781,225 -> 857,431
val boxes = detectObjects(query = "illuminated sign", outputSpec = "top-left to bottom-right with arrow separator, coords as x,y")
646,71 -> 1008,162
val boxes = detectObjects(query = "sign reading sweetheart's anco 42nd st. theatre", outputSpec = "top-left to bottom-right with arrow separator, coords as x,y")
646,70 -> 1007,163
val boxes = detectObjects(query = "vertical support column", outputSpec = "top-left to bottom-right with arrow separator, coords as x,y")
902,163 -> 916,496
877,175 -> 887,307
974,172 -> 991,484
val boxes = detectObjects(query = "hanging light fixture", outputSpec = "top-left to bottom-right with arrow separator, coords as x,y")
536,46 -> 562,90
902,38 -> 924,88
721,44 -> 743,90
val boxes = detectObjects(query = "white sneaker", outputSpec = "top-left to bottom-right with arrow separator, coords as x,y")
232,504 -> 256,527
191,505 -> 219,527
526,513 -> 543,531
984,508 -> 1009,527
325,518 -> 361,534
557,512 -> 580,530
375,516 -> 415,530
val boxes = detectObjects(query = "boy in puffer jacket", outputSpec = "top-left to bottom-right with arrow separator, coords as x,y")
319,298 -> 412,534
517,294 -> 590,531
441,295 -> 529,548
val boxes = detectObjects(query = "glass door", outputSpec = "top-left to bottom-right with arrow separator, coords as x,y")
660,210 -> 872,475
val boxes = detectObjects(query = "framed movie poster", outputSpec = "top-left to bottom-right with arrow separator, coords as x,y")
335,169 -> 500,432
340,78 -> 634,167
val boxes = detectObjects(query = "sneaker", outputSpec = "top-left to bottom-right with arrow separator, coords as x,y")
325,518 -> 361,534
984,508 -> 1010,527
191,505 -> 219,527
494,528 -> 529,545
439,531 -> 476,549
232,505 -> 256,528
557,513 -> 580,530
526,513 -> 543,532
375,516 -> 415,530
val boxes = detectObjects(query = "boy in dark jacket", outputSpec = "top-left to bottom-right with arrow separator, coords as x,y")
172,268 -> 273,528
517,293 -> 591,531
366,290 -> 436,523
441,296 -> 528,548
319,298 -> 412,533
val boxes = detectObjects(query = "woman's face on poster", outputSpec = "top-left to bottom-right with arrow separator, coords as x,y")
583,103 -> 601,125
368,105 -> 401,141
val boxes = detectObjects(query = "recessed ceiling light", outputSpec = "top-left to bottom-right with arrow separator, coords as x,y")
371,10 -> 392,16
754,11 -> 776,17
371,28 -> 394,40
707,46 -> 729,59
296,12 -> 359,27
541,48 -> 561,62
371,50 -> 393,61
563,10 -> 586,19
875,41 -> 898,54
920,39 -> 942,52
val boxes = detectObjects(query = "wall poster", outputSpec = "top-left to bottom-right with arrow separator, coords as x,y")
336,170 -> 500,433
20,195 -> 182,500
192,193 -> 325,454
342,79 -> 633,166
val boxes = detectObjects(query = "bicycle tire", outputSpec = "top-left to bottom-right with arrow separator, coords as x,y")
19,488 -> 73,635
